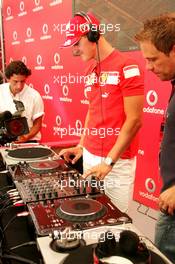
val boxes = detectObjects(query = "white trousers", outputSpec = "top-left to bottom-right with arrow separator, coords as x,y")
83,148 -> 136,213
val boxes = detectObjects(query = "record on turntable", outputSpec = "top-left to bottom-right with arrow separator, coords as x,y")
7,146 -> 53,161
56,198 -> 107,222
29,159 -> 66,174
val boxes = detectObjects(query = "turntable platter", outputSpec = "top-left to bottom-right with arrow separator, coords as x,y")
56,199 -> 107,222
7,147 -> 53,160
29,160 -> 64,174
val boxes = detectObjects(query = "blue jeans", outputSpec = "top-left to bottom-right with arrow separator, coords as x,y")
155,212 -> 175,263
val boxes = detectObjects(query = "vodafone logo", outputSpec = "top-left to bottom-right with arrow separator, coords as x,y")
59,84 -> 72,103
54,53 -> 60,65
145,178 -> 156,193
143,90 -> 164,115
42,24 -> 49,35
62,85 -> 69,97
56,115 -> 62,126
6,6 -> 13,20
37,55 -> 42,65
33,0 -> 43,12
7,6 -> 11,16
35,0 -> 40,6
12,32 -> 20,45
25,28 -> 34,43
51,53 -> 63,70
20,1 -> 25,12
44,84 -> 50,95
146,90 -> 158,106
18,1 -> 27,16
26,27 -> 32,38
42,84 -> 53,100
13,31 -> 18,41
40,24 -> 51,40
35,55 -> 45,70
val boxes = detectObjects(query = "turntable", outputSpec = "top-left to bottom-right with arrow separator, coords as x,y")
29,159 -> 66,174
56,198 -> 107,222
7,146 -> 53,160
0,145 -> 56,166
27,194 -> 132,236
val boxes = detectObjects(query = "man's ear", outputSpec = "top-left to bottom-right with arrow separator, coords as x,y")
168,45 -> 175,62
170,44 -> 175,56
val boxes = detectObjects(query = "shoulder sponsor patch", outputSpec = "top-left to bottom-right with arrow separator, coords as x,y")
123,65 -> 140,79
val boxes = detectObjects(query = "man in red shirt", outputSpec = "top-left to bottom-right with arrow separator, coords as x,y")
59,12 -> 144,212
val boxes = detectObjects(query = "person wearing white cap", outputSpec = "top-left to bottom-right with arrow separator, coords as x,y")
59,12 -> 144,212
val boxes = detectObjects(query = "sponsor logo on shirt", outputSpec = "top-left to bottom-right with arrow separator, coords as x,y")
100,71 -> 120,86
123,65 -> 140,79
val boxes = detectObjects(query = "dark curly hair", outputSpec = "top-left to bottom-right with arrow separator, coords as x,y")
5,60 -> 31,79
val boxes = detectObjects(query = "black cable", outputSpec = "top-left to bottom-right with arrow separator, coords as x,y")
0,212 -> 36,264
9,241 -> 37,251
0,185 -> 15,192
96,41 -> 105,159
0,226 -> 4,256
1,253 -> 38,264
0,198 -> 12,210
0,214 -> 17,251
0,203 -> 13,218
3,214 -> 17,233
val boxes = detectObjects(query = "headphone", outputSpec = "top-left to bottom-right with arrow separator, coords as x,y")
95,230 -> 150,262
75,11 -> 100,43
